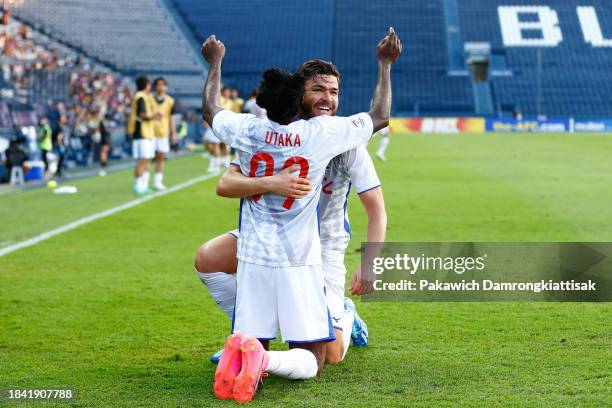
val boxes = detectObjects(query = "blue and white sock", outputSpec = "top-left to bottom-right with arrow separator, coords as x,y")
197,271 -> 236,319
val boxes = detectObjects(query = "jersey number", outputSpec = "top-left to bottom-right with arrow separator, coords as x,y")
248,153 -> 309,210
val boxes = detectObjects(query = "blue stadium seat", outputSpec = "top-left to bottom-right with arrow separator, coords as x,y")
16,0 -> 612,116
459,0 -> 612,117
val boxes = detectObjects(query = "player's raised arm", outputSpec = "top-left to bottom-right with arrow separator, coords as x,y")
217,164 -> 312,199
368,27 -> 402,132
201,35 -> 254,151
201,35 -> 226,126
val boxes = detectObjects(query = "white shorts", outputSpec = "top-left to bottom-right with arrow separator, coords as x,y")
132,138 -> 155,160
233,261 -> 335,343
203,128 -> 220,143
378,126 -> 390,137
154,137 -> 170,154
228,230 -> 347,332
322,258 -> 347,331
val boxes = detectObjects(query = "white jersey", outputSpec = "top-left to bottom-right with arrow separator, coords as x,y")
319,146 -> 381,259
212,109 -> 374,266
243,98 -> 267,119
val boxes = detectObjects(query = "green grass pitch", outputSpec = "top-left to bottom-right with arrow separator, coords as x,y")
1,133 -> 611,407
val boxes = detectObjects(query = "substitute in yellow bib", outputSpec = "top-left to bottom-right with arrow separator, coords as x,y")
149,77 -> 177,191
128,76 -> 158,194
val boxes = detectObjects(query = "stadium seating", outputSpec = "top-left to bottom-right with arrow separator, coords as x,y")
332,1 -> 474,115
459,0 -> 612,117
172,0 -> 612,117
171,0 -> 474,115
11,0 -> 206,102
11,0 -> 612,116
171,0 -> 335,105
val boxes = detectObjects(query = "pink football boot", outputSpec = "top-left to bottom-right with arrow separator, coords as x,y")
232,337 -> 269,403
213,333 -> 244,400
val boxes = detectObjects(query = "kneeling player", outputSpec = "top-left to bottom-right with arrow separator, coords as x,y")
199,28 -> 400,402
197,59 -> 387,365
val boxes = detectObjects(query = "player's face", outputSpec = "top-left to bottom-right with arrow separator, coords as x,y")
155,82 -> 167,95
301,74 -> 339,119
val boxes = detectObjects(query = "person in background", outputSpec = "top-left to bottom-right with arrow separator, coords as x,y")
127,76 -> 158,194
98,113 -> 113,176
52,102 -> 67,176
202,121 -> 221,173
176,117 -> 188,150
53,115 -> 66,176
38,115 -> 52,174
149,77 -> 177,190
1,7 -> 11,26
229,88 -> 244,113
243,89 -> 266,118
375,126 -> 390,162
5,139 -> 28,183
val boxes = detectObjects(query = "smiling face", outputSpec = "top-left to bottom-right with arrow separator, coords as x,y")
301,74 -> 339,119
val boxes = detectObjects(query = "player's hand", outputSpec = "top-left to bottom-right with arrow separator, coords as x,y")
171,135 -> 178,145
349,263 -> 375,296
266,164 -> 311,199
201,35 -> 226,64
376,27 -> 402,65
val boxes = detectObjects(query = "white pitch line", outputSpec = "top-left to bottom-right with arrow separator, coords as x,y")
0,172 -> 219,258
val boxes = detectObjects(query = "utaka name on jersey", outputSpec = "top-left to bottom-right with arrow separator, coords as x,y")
212,110 -> 374,266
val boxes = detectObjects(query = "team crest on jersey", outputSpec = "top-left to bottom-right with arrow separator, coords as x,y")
351,117 -> 366,129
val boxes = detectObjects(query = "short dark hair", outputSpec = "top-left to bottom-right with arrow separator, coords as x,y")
152,77 -> 167,87
256,68 -> 304,124
297,59 -> 340,84
135,75 -> 149,91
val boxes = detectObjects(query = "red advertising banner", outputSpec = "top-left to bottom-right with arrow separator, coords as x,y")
389,118 -> 485,133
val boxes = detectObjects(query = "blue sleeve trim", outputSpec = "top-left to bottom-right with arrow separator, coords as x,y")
343,182 -> 352,237
357,184 -> 381,195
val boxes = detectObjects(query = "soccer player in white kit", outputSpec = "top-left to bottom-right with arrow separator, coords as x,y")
204,59 -> 386,365
200,29 -> 401,402
375,126 -> 390,161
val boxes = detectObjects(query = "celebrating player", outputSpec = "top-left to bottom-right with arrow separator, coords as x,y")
149,77 -> 177,190
197,59 -> 387,366
200,27 -> 400,403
